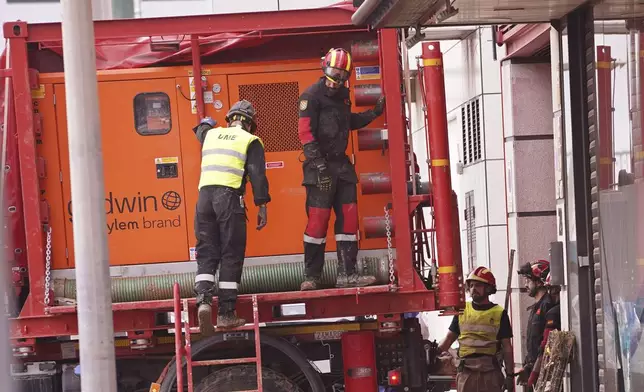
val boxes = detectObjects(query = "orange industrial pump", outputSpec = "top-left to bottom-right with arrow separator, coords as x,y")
42,53 -> 390,270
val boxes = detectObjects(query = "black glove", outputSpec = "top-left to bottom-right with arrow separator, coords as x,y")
315,159 -> 332,192
257,205 -> 267,230
374,95 -> 386,116
515,366 -> 530,386
503,375 -> 515,392
192,117 -> 217,144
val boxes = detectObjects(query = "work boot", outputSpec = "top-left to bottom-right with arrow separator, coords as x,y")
335,242 -> 376,288
197,303 -> 216,337
195,282 -> 216,336
300,276 -> 321,291
216,311 -> 246,330
336,273 -> 377,288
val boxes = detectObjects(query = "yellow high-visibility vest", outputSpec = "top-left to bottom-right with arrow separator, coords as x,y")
198,125 -> 263,190
457,302 -> 503,357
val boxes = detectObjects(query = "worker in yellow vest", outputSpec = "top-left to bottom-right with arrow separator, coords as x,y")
192,99 -> 270,334
437,266 -> 515,392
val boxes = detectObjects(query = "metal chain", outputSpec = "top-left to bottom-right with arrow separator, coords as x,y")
384,205 -> 395,285
44,226 -> 52,306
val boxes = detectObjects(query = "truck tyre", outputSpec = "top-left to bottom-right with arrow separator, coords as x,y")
159,333 -> 325,392
195,364 -> 301,392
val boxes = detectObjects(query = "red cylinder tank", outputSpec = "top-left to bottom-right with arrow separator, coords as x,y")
354,84 -> 381,106
341,331 -> 378,392
357,128 -> 387,151
351,40 -> 379,61
363,216 -> 395,239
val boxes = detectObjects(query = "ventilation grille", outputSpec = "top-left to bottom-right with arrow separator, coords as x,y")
461,98 -> 482,165
238,82 -> 301,153
465,190 -> 476,272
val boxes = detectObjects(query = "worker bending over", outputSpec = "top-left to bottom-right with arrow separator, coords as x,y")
526,272 -> 561,388
297,47 -> 385,291
515,259 -> 555,390
437,267 -> 515,392
192,100 -> 270,334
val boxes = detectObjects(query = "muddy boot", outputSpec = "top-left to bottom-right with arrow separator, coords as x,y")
196,294 -> 215,336
335,255 -> 349,288
216,311 -> 246,330
300,276 -> 321,291
336,273 -> 378,288
336,241 -> 377,288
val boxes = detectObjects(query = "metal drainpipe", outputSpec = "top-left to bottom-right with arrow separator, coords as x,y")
420,41 -> 464,311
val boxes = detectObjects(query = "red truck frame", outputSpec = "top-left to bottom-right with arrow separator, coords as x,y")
1,4 -> 464,362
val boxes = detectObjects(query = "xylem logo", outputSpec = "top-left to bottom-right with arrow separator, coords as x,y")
67,191 -> 183,234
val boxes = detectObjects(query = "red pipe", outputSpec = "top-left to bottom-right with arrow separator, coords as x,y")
190,35 -> 205,120
637,32 -> 644,298
421,42 -> 464,310
173,283 -> 184,392
596,46 -> 614,190
638,33 -> 644,180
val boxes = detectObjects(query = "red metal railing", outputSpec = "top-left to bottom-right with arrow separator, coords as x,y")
172,282 -> 264,392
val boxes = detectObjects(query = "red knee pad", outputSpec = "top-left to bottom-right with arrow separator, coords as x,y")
342,203 -> 358,233
305,207 -> 331,238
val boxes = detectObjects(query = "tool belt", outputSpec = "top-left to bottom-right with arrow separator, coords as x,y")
457,355 -> 501,373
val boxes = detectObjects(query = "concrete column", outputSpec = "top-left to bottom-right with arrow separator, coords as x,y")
502,58 -> 556,365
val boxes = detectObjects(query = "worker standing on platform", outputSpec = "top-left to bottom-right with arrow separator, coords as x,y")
192,100 -> 270,334
297,47 -> 386,291
437,267 -> 515,392
515,259 -> 554,390
525,272 -> 561,388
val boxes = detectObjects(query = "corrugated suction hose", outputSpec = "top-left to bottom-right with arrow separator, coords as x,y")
53,256 -> 389,303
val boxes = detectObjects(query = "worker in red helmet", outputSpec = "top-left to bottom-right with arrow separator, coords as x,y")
191,100 -> 270,334
515,259 -> 555,390
297,47 -> 386,290
437,266 -> 515,392
526,272 -> 561,388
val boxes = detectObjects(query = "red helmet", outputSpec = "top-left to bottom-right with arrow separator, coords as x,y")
322,48 -> 352,85
466,266 -> 497,289
518,259 -> 550,284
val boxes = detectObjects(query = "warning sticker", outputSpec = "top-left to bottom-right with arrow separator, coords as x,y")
188,77 -> 197,114
189,247 -> 196,261
188,69 -> 212,76
203,91 -> 214,104
266,161 -> 284,169
355,65 -> 381,81
31,84 -> 45,99
155,157 -> 179,164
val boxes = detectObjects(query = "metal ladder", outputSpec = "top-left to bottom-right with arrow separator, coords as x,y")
172,282 -> 263,392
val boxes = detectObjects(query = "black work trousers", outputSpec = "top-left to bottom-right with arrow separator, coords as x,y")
303,178 -> 359,278
194,186 -> 246,315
